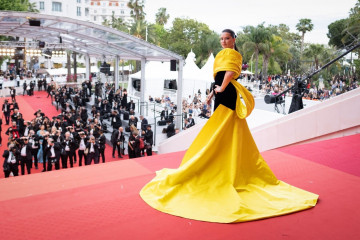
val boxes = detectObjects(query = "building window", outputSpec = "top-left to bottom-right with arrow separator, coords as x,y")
94,10 -> 97,13
121,3 -> 124,7
52,2 -> 62,12
102,9 -> 106,14
77,7 -> 81,16
121,10 -> 124,14
85,8 -> 89,17
94,16 -> 96,21
39,1 -> 45,10
77,0 -> 81,3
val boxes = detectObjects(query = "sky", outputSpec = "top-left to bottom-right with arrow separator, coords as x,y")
144,0 -> 358,45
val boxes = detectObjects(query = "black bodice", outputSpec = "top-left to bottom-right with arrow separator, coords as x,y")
213,71 -> 237,111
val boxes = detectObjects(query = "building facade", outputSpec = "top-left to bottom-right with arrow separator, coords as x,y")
30,0 -> 132,25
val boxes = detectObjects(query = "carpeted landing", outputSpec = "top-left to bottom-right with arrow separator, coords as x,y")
1,134 -> 360,240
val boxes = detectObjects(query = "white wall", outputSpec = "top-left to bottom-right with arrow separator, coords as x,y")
157,88 -> 360,154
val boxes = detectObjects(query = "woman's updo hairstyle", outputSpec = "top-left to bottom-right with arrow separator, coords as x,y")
222,29 -> 239,52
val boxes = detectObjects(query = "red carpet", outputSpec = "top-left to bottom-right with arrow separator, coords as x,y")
0,91 -> 131,179
1,92 -> 360,239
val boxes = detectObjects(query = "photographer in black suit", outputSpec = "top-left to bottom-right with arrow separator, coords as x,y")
19,137 -> 33,175
3,144 -> 19,178
77,132 -> 88,167
45,138 -> 62,171
111,127 -> 124,158
2,99 -> 12,125
98,130 -> 107,163
110,110 -> 122,129
144,125 -> 153,156
85,136 -> 99,165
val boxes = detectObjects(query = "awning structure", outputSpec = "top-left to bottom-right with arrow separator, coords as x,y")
0,11 -> 185,125
0,11 -> 183,61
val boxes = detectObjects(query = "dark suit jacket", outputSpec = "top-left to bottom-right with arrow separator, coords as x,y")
19,143 -> 33,160
110,114 -> 122,129
98,134 -> 106,150
3,150 -> 19,169
111,130 -> 125,144
45,143 -> 62,160
141,118 -> 148,131
85,142 -> 99,157
144,130 -> 153,145
166,123 -> 175,138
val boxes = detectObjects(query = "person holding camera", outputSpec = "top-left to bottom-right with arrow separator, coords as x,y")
3,144 -> 19,178
144,125 -> 153,156
19,137 -> 33,175
28,130 -> 40,169
77,132 -> 88,166
98,130 -> 106,163
110,110 -> 122,129
61,131 -> 76,168
85,136 -> 99,165
111,127 -> 125,159
44,138 -> 61,171
6,121 -> 20,139
10,87 -> 16,101
2,99 -> 11,125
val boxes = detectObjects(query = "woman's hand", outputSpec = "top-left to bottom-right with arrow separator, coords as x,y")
206,91 -> 214,105
214,85 -> 223,94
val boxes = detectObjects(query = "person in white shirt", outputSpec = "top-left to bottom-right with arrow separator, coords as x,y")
77,132 -> 88,167
85,136 -> 99,165
19,138 -> 32,175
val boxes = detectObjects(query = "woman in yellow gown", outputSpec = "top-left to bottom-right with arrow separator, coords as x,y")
140,29 -> 318,223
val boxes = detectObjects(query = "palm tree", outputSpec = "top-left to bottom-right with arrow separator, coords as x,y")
127,0 -> 145,21
155,8 -> 170,26
262,35 -> 291,82
296,18 -> 314,53
303,44 -> 325,70
243,24 -> 272,81
27,1 -> 39,12
103,12 -> 129,32
130,19 -> 156,42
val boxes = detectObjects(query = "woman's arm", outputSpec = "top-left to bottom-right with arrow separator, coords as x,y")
214,71 -> 235,94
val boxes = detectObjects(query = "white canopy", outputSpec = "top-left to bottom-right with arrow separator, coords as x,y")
200,53 -> 215,83
128,51 -> 216,100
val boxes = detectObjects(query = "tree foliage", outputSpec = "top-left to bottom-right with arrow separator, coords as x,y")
155,8 -> 170,26
296,18 -> 314,53
127,0 -> 146,21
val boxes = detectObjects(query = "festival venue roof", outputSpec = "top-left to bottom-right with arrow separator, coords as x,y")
0,11 -> 183,61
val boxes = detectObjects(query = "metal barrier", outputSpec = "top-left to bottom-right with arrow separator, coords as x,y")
153,113 -> 184,146
128,96 -> 140,113
140,101 -> 148,116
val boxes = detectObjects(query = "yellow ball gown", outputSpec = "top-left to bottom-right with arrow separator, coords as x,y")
140,48 -> 318,223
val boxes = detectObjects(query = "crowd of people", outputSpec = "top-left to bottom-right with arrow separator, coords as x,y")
242,74 -> 359,101
1,80 -> 154,178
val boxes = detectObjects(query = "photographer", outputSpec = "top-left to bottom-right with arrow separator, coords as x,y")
19,137 -> 32,175
77,132 -> 88,166
110,110 -> 122,129
61,131 -> 76,168
10,87 -> 16,101
111,127 -> 125,159
45,138 -> 61,171
85,136 -> 99,165
3,144 -> 19,178
28,130 -> 40,169
2,99 -> 11,125
6,121 -> 20,139
98,130 -> 106,163
144,125 -> 153,156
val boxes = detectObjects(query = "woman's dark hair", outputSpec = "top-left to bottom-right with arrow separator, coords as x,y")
222,29 -> 239,52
